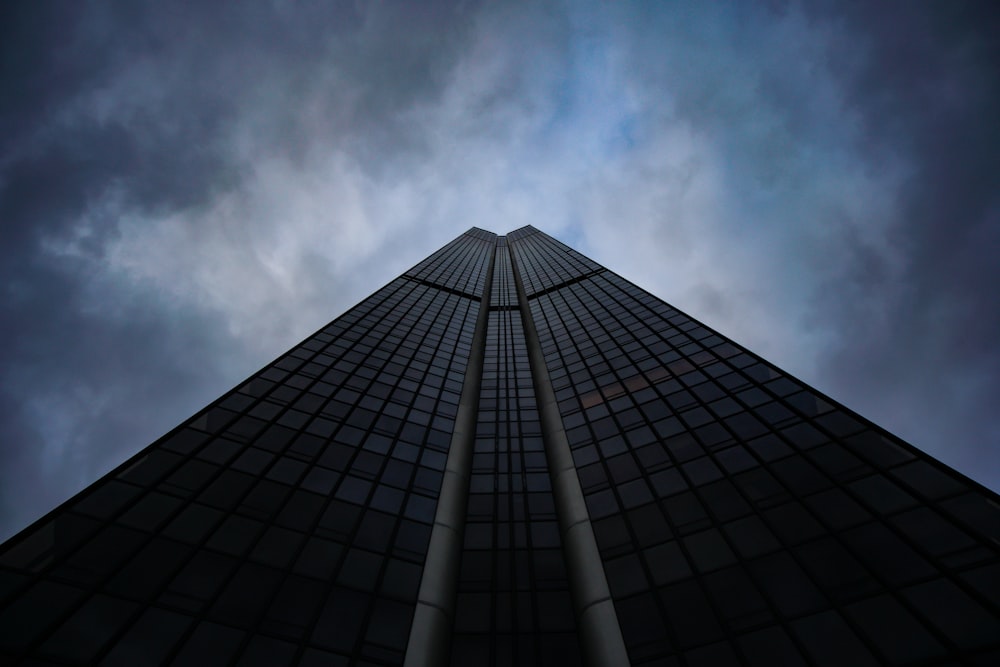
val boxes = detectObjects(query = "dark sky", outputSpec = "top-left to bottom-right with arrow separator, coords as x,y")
1,1 -> 998,540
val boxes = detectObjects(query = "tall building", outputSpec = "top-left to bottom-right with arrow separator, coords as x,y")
1,226 -> 998,666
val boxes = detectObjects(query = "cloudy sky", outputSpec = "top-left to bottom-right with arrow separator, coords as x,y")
1,1 -> 998,540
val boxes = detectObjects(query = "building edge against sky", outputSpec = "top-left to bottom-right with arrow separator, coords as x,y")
0,226 -> 998,665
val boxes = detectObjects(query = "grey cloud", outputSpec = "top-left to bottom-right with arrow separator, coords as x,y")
568,2 -> 999,489
0,0 -> 487,538
0,248 -> 244,538
1,0 -> 997,540
796,2 -> 1000,486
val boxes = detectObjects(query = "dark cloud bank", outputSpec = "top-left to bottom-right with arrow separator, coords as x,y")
806,2 -> 1000,488
1,1 -> 997,539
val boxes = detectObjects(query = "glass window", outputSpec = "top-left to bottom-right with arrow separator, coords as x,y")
169,621 -> 245,665
234,635 -> 298,667
206,515 -> 262,557
102,606 -> 193,666
163,503 -> 224,544
210,562 -> 282,628
790,610 -> 879,667
251,526 -> 303,569
118,492 -> 182,532
605,553 -> 648,597
840,522 -> 935,586
683,528 -> 736,573
39,594 -> 138,662
795,538 -> 877,603
107,537 -> 192,601
901,577 -> 1000,649
642,540 -> 691,586
0,580 -> 88,652
737,625 -> 805,664
844,594 -> 946,664
703,565 -> 771,631
747,551 -> 825,616
659,579 -> 725,649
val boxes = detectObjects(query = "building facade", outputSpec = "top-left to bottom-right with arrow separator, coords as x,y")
1,226 -> 998,666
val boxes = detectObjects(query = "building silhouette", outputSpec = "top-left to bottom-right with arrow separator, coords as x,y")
1,226 -> 998,666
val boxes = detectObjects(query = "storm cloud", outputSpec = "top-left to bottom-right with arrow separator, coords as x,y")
1,1 -> 997,539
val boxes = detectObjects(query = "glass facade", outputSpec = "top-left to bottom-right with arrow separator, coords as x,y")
1,226 -> 998,666
450,240 -> 580,666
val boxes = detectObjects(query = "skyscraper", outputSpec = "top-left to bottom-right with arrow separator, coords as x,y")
1,226 -> 998,666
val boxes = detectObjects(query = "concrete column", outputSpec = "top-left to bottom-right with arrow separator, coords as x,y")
404,244 -> 495,667
508,250 -> 631,667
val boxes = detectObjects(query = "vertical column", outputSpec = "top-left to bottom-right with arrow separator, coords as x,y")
509,239 -> 630,667
404,240 -> 496,667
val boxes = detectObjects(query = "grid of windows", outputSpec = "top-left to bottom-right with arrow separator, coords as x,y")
511,230 -> 1000,666
505,226 -> 603,298
405,228 -> 495,297
450,242 -> 580,666
0,232 -> 493,666
2,226 -> 999,666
